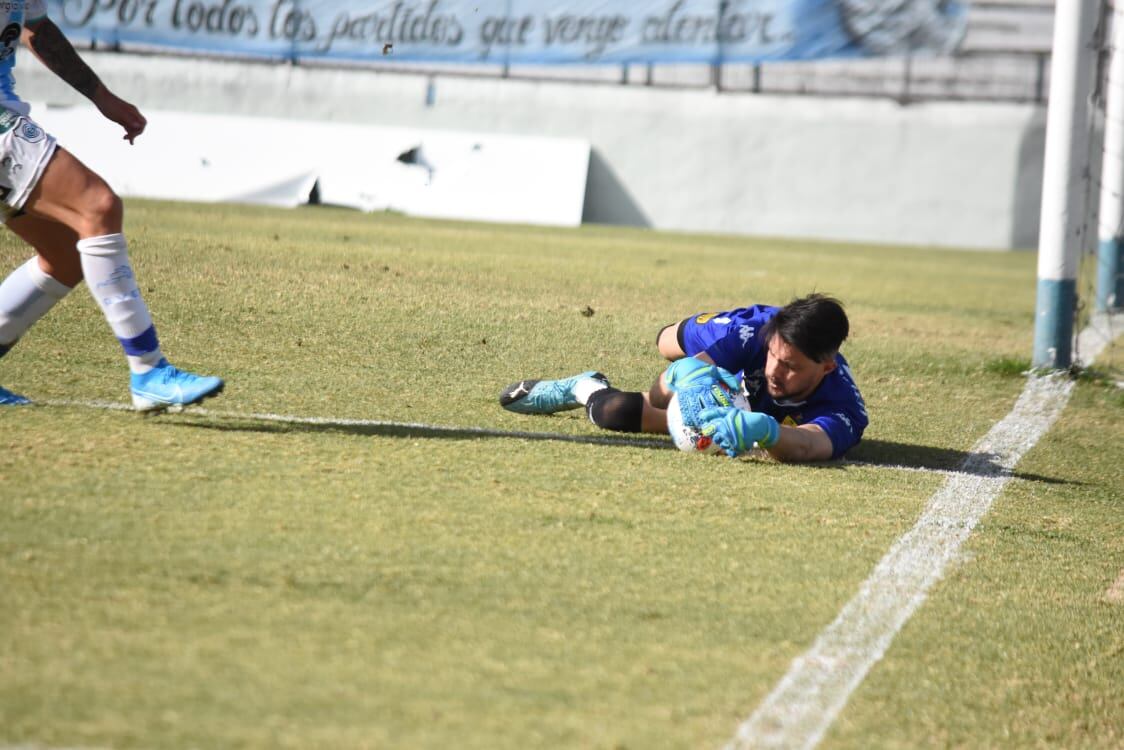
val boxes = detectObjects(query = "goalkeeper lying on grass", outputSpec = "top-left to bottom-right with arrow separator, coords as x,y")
500,293 -> 868,463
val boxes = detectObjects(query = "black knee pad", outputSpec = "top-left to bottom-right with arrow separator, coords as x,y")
586,389 -> 644,433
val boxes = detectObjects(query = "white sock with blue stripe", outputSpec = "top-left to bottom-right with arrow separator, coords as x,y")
76,233 -> 164,374
0,256 -> 73,355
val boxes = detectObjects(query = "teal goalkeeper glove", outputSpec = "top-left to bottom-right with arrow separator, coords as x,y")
664,356 -> 740,393
698,406 -> 780,457
674,382 -> 741,428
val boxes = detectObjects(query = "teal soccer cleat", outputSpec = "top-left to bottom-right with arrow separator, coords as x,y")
500,371 -> 609,414
0,384 -> 30,405
130,359 -> 224,411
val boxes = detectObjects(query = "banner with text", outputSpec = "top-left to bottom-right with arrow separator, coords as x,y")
49,0 -> 968,64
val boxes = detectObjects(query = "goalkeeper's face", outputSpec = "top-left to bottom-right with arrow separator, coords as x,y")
764,336 -> 837,402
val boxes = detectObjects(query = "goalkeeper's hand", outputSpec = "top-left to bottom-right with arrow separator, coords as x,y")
674,382 -> 741,428
664,356 -> 739,393
698,406 -> 780,457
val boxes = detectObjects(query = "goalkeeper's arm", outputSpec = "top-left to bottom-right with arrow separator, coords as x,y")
769,423 -> 835,463
700,406 -> 836,463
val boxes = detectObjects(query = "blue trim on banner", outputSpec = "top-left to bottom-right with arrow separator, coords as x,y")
1032,278 -> 1076,370
47,0 -> 968,66
118,325 -> 160,356
1097,237 -> 1123,312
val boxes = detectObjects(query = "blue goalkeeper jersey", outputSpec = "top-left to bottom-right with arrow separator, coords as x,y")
680,305 -> 868,459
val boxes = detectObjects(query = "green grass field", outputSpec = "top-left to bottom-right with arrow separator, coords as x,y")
1,200 -> 1121,749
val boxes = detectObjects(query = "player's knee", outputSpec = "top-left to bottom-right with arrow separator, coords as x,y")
80,184 -> 123,236
586,389 -> 644,433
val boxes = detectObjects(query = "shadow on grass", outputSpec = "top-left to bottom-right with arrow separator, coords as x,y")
841,438 -> 1077,486
166,413 -> 676,452
165,413 -> 1075,486
848,439 -> 984,472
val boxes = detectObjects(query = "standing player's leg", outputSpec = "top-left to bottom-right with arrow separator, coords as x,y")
18,141 -> 222,409
0,253 -> 74,403
8,216 -> 84,287
0,211 -> 81,404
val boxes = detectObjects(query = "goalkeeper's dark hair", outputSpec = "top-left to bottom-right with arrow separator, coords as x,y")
762,293 -> 849,363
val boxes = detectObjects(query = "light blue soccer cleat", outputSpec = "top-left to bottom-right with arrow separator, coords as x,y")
130,359 -> 224,411
0,384 -> 30,405
500,371 -> 609,414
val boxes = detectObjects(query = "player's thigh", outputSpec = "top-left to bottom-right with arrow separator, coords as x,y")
676,311 -> 744,358
656,321 -> 687,360
21,145 -> 121,236
7,213 -> 82,287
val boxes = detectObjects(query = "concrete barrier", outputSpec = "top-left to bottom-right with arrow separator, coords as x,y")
33,104 -> 590,227
19,51 -> 1050,248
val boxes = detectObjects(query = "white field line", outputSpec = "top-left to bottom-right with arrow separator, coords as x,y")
35,399 -> 677,451
28,400 -> 982,479
726,311 -> 1124,750
12,314 -> 1121,750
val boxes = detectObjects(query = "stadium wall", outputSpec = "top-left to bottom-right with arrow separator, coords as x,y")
21,52 -> 1048,250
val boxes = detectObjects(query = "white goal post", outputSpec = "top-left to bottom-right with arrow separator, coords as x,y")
1033,0 -> 1101,369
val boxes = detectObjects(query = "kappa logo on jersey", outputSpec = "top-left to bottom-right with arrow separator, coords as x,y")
738,325 -> 755,346
16,121 -> 43,143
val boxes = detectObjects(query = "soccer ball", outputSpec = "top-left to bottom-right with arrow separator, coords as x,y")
666,382 -> 750,454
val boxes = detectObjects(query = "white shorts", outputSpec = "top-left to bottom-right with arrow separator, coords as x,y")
0,107 -> 58,223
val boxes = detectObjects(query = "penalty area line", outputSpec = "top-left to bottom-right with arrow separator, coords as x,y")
726,311 -> 1124,750
36,401 -> 980,479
